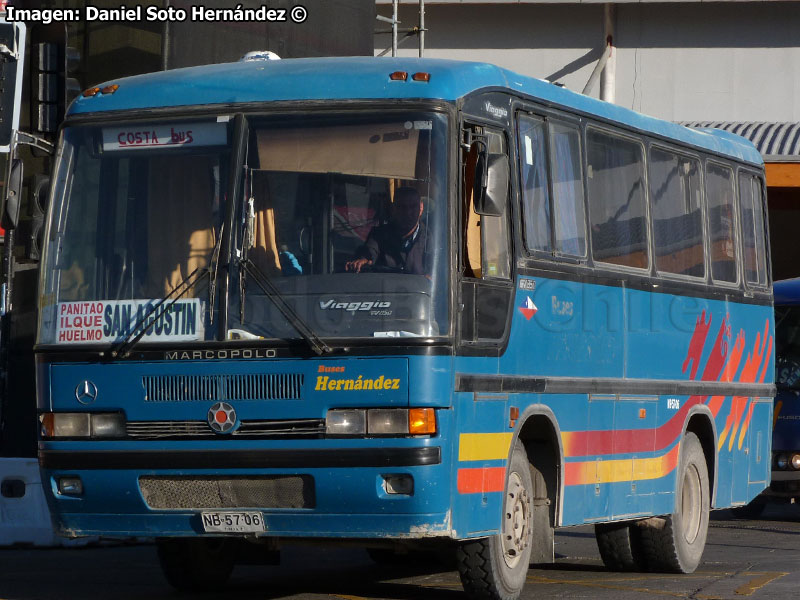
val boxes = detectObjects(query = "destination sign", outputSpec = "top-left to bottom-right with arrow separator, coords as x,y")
55,298 -> 203,344
101,122 -> 227,151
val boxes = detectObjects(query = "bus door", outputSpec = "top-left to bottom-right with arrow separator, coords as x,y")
458,124 -> 513,347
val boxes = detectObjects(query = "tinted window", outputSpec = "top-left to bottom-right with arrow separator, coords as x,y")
587,129 -> 647,269
649,147 -> 703,277
739,173 -> 768,286
705,163 -> 737,283
517,115 -> 551,253
550,122 -> 586,257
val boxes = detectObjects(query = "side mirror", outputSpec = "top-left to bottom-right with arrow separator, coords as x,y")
28,175 -> 51,261
1,159 -> 23,231
472,151 -> 508,217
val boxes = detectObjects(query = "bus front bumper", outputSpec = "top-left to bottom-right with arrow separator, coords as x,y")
39,445 -> 453,539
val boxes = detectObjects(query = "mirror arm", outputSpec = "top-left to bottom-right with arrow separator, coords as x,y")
14,131 -> 55,155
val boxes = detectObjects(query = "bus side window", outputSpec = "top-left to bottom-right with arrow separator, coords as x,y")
548,122 -> 586,257
649,147 -> 704,278
517,114 -> 552,253
739,172 -> 769,287
517,114 -> 586,260
586,129 -> 648,270
705,162 -> 737,284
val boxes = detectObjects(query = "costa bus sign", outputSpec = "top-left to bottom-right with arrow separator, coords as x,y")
101,122 -> 227,151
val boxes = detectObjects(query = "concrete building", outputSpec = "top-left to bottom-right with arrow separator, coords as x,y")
375,0 -> 800,279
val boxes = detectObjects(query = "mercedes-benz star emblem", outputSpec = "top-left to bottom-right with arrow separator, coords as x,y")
75,380 -> 99,405
208,402 -> 237,433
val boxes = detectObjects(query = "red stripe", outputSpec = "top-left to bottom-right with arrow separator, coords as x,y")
457,467 -> 506,494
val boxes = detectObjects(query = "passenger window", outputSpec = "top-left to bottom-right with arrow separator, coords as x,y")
648,147 -> 703,277
739,173 -> 768,287
587,129 -> 647,269
516,115 -> 586,258
517,114 -> 551,252
549,122 -> 586,257
705,163 -> 737,283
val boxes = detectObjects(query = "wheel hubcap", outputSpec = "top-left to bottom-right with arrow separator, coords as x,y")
681,463 -> 702,544
502,471 -> 531,569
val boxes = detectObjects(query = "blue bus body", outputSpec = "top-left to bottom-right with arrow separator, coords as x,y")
36,57 -> 774,594
767,278 -> 800,501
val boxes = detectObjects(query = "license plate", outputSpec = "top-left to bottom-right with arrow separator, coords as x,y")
201,511 -> 265,533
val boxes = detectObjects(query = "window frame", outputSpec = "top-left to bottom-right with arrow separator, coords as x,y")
515,107 -> 588,264
704,158 -> 741,289
585,124 -> 651,275
646,142 -> 707,283
737,168 -> 771,291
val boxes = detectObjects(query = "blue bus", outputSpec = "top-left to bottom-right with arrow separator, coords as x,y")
754,278 -> 800,512
36,57 -> 774,599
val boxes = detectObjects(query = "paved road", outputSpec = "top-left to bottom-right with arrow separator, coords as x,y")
2,503 -> 800,599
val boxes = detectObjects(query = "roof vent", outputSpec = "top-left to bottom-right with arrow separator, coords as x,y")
240,51 -> 281,62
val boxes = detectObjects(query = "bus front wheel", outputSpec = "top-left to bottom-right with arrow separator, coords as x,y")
157,538 -> 235,592
457,443 -> 533,600
640,432 -> 709,573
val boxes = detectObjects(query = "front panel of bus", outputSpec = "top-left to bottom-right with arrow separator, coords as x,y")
35,107 -> 459,539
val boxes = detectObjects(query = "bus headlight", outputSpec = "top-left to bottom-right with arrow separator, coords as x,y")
791,454 -> 800,470
325,409 -> 366,435
368,409 -> 408,434
776,453 -> 789,470
40,412 -> 126,439
326,408 -> 436,436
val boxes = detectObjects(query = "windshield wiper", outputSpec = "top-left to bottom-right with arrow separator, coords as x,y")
109,266 -> 208,358
208,223 -> 225,325
238,256 -> 332,356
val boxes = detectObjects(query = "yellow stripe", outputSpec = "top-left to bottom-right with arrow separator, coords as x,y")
568,446 -> 679,485
458,433 -> 514,462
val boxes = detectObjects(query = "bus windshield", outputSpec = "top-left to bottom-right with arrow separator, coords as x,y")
37,111 -> 450,346
228,112 -> 449,342
776,305 -> 800,391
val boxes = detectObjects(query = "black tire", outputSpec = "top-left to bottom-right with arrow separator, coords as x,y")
731,499 -> 766,520
457,443 -> 534,600
639,432 -> 710,573
157,538 -> 235,592
595,521 -> 647,572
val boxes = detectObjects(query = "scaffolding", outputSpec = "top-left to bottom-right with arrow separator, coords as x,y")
375,0 -> 426,58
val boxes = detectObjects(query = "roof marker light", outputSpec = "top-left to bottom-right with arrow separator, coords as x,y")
241,50 -> 281,62
101,84 -> 119,95
389,71 -> 408,81
412,72 -> 431,82
82,87 -> 101,98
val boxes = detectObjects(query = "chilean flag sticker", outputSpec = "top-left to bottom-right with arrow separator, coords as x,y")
518,296 -> 538,321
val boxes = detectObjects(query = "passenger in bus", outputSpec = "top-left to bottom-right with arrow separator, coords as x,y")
345,187 -> 429,275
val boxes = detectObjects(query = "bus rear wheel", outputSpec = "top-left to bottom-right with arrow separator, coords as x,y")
457,443 -> 533,600
157,538 -> 235,592
640,432 -> 709,573
595,521 -> 647,572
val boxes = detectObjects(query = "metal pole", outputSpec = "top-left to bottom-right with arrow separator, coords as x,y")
599,3 -> 616,103
161,0 -> 171,70
419,0 -> 425,58
392,0 -> 398,57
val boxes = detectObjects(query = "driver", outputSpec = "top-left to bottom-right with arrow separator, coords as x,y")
346,187 -> 429,275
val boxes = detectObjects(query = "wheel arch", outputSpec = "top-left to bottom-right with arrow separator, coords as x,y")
683,404 -> 718,508
513,404 -> 564,528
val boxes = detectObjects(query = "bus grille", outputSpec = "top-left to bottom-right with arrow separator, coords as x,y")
142,374 -> 304,402
126,419 -> 325,439
139,475 -> 315,509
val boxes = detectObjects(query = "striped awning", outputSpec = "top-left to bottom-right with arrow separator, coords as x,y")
681,122 -> 800,162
